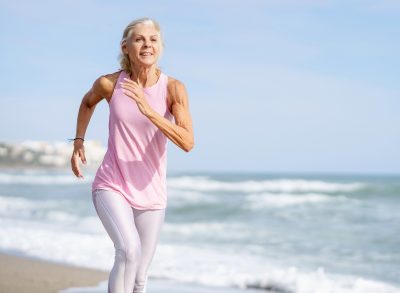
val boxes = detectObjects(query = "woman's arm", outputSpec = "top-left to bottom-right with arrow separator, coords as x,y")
71,75 -> 114,178
120,77 -> 195,152
147,79 -> 194,152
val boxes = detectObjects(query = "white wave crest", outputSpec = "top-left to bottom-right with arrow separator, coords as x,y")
0,218 -> 398,293
168,190 -> 218,206
245,192 -> 349,208
168,176 -> 366,193
0,195 -> 98,232
151,244 -> 400,293
162,221 -> 250,240
0,195 -> 58,216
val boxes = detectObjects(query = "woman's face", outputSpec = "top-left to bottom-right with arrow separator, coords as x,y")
123,23 -> 162,68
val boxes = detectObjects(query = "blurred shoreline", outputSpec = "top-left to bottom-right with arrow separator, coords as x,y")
0,251 -> 108,293
0,251 -> 262,293
0,140 -> 105,170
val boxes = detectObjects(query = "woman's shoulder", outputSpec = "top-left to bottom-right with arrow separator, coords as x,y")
93,70 -> 123,97
165,75 -> 189,110
166,75 -> 186,94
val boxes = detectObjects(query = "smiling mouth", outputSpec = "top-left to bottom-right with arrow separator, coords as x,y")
140,52 -> 153,56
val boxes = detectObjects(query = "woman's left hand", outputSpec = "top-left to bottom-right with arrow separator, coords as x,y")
120,78 -> 152,116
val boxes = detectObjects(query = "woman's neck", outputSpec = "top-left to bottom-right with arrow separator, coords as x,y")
129,66 -> 160,88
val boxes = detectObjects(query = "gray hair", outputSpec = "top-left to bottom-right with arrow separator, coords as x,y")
118,17 -> 164,75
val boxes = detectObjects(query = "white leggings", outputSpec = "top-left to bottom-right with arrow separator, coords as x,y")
92,188 -> 166,293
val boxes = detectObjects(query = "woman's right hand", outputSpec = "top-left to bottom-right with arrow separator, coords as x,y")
71,140 -> 87,179
70,72 -> 115,179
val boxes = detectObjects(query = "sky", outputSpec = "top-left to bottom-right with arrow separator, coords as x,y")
0,0 -> 399,174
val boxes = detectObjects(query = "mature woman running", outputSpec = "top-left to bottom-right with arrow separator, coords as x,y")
70,17 -> 194,293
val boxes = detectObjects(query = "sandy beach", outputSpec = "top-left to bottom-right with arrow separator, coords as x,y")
0,251 -> 262,293
0,252 -> 108,293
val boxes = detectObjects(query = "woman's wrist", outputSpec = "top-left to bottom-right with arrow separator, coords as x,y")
68,137 -> 85,142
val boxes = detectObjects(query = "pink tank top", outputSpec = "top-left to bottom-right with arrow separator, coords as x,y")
92,70 -> 174,210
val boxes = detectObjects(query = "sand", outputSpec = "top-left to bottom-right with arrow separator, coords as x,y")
0,251 -> 260,293
0,252 -> 108,293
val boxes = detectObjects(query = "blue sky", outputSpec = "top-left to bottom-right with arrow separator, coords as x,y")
0,0 -> 399,174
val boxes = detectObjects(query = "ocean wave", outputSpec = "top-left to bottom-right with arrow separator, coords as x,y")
0,219 -> 398,293
152,244 -> 399,293
245,192 -> 349,208
167,176 -> 366,193
167,190 -> 218,206
0,195 -> 58,216
0,195 -> 98,232
162,221 -> 251,240
243,266 -> 400,293
0,219 -> 111,270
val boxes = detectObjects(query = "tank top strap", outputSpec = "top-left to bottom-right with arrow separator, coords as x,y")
113,70 -> 125,87
159,71 -> 168,98
114,70 -> 127,92
159,71 -> 168,87
107,71 -> 125,105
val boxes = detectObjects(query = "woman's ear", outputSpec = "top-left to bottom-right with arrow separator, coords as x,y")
121,44 -> 127,55
121,39 -> 129,55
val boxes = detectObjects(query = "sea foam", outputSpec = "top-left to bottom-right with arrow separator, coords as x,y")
167,176 -> 366,193
245,192 -> 349,208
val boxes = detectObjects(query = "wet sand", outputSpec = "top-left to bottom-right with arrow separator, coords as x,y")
0,251 -> 260,293
0,252 -> 108,293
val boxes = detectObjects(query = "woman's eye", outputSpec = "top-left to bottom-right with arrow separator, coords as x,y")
135,38 -> 142,42
151,39 -> 157,42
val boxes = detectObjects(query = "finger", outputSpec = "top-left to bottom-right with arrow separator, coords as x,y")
122,78 -> 140,88
70,157 -> 78,177
71,156 -> 83,178
123,77 -> 138,85
121,84 -> 140,97
72,154 -> 84,177
121,81 -> 139,92
137,77 -> 143,88
79,149 -> 87,164
122,89 -> 140,101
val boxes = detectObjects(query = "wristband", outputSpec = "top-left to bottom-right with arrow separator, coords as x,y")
67,137 -> 85,142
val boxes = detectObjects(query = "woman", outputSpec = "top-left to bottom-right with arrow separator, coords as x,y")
70,17 -> 194,293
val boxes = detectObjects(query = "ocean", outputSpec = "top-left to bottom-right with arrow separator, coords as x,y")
0,169 -> 399,293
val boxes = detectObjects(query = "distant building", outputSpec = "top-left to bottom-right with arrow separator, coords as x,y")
0,140 -> 106,170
